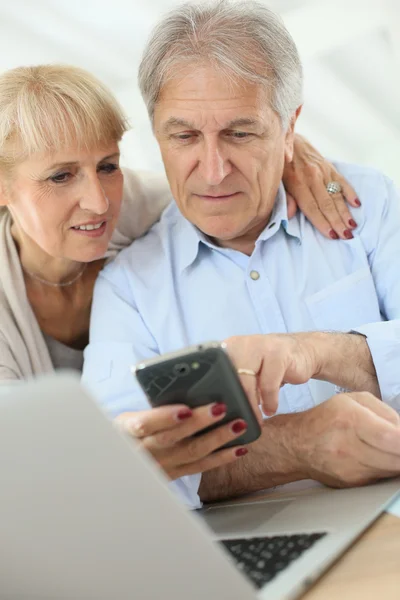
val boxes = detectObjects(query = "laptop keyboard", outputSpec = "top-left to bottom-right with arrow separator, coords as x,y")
220,532 -> 327,589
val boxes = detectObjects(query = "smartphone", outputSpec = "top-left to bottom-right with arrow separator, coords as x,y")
132,342 -> 261,448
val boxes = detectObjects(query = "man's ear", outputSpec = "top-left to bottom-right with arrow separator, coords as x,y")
284,105 -> 303,163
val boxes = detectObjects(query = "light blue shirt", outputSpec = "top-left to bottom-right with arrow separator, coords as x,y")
82,162 -> 400,509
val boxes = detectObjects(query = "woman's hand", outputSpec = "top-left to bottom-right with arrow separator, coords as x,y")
283,134 -> 361,240
115,401 -> 250,480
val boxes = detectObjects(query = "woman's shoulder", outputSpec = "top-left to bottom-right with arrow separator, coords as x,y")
109,168 -> 173,254
121,167 -> 171,205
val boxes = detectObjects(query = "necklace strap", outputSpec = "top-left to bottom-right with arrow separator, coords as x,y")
23,263 -> 88,287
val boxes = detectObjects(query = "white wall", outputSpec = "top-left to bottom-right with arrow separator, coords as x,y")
0,0 -> 399,183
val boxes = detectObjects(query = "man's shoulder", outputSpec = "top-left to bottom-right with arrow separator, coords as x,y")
333,161 -> 396,222
327,161 -> 399,253
333,160 -> 389,186
333,161 -> 393,196
103,202 -> 182,278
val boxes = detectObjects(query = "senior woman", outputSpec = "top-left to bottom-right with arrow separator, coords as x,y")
0,64 -> 357,479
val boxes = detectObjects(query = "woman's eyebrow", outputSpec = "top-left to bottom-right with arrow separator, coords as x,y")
46,152 -> 120,171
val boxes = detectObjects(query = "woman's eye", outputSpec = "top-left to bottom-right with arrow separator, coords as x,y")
50,172 -> 70,183
98,163 -> 119,174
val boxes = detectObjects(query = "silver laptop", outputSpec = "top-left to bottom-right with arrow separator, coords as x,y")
0,373 -> 397,600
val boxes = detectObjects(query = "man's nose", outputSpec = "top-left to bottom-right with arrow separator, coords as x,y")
198,141 -> 232,186
79,174 -> 109,214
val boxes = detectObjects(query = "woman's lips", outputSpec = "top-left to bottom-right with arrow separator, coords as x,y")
70,221 -> 108,238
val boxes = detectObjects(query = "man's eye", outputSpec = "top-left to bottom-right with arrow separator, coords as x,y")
173,133 -> 194,141
98,163 -> 119,173
49,172 -> 70,183
230,131 -> 251,139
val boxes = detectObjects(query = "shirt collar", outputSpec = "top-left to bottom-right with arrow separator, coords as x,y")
263,183 -> 302,243
174,182 -> 302,273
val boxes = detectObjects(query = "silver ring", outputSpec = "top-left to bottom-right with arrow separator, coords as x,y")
237,368 -> 257,376
326,181 -> 342,195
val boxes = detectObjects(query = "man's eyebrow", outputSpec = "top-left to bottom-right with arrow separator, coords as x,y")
224,118 -> 260,129
162,117 -> 262,133
162,117 -> 196,133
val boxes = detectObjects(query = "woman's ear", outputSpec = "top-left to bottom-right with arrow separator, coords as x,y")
0,178 -> 9,207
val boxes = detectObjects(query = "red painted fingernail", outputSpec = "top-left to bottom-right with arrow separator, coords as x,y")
343,229 -> 353,239
235,447 -> 248,457
348,219 -> 357,229
329,229 -> 339,240
177,408 -> 192,421
231,420 -> 247,434
354,198 -> 361,207
211,402 -> 227,417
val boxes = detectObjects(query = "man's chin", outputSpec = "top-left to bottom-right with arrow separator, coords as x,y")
199,226 -> 243,246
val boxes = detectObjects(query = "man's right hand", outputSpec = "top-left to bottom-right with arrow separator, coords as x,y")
293,392 -> 400,487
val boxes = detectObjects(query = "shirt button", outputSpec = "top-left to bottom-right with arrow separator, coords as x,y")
250,270 -> 260,280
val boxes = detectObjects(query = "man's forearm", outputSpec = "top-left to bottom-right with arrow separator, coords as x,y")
199,331 -> 379,503
199,412 -> 307,503
305,331 -> 380,397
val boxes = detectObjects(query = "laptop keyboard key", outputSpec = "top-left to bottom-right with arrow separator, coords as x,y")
220,532 -> 326,590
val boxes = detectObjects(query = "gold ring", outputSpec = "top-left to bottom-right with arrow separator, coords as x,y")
237,368 -> 257,376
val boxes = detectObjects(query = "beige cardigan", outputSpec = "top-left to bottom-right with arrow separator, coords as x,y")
0,168 -> 171,382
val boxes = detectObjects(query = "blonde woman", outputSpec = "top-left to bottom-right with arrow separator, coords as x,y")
0,64 -> 356,479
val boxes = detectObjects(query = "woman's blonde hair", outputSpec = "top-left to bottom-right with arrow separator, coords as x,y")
0,64 -> 128,170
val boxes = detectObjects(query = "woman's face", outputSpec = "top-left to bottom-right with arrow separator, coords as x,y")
1,141 -> 123,262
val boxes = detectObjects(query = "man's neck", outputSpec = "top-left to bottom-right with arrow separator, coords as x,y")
211,218 -> 271,256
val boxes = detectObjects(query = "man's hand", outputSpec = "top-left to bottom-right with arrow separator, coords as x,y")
293,392 -> 400,487
199,391 -> 400,503
224,331 -> 378,417
225,333 -> 319,416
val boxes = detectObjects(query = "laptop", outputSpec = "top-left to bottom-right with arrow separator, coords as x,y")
0,372 -> 397,600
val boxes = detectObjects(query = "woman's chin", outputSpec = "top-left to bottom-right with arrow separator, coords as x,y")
68,242 -> 110,263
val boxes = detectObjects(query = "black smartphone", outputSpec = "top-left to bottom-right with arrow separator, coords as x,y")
132,342 -> 261,448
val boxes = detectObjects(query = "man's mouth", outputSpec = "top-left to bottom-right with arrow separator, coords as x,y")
195,192 -> 240,200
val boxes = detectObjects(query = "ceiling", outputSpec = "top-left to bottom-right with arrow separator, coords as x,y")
0,0 -> 399,184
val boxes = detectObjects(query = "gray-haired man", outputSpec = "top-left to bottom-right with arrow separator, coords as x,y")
83,1 -> 400,509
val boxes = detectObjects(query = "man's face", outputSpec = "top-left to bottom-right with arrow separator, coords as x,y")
154,65 -> 299,250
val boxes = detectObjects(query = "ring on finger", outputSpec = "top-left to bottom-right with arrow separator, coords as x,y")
326,181 -> 342,195
237,368 -> 257,376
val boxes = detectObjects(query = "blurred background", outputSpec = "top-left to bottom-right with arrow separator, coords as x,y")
0,0 -> 399,183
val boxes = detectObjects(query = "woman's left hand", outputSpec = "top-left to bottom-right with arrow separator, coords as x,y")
283,134 -> 361,241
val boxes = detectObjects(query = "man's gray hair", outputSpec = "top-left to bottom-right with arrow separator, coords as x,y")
138,0 -> 303,129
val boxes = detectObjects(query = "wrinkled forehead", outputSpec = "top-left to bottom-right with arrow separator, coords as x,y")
154,64 -> 275,132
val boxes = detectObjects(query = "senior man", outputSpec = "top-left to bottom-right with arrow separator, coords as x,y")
83,1 -> 400,509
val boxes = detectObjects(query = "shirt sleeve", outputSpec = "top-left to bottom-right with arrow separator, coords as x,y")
352,177 -> 400,410
81,261 -> 202,509
353,321 -> 400,411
